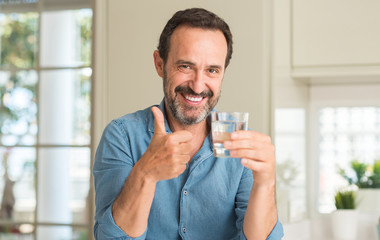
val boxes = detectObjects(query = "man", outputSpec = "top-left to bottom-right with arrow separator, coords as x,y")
93,8 -> 283,240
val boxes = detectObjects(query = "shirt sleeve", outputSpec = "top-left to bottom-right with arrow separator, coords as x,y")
266,219 -> 284,240
92,120 -> 147,240
234,167 -> 284,240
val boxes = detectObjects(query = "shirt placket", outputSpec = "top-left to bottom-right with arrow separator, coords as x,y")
178,148 -> 213,239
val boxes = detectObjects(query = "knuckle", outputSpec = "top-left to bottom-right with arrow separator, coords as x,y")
165,135 -> 176,145
168,147 -> 177,155
233,149 -> 243,157
258,152 -> 266,160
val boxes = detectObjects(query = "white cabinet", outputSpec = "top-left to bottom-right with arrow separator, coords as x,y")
292,0 -> 380,78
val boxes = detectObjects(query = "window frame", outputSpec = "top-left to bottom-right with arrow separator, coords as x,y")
0,1 -> 94,239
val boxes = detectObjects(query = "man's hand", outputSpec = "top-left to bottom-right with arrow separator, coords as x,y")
224,131 -> 278,239
136,107 -> 193,182
224,131 -> 276,186
112,107 -> 192,237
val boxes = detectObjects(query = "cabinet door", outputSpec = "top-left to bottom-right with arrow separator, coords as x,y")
292,0 -> 380,67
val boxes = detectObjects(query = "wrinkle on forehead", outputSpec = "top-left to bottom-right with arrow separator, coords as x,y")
167,25 -> 228,69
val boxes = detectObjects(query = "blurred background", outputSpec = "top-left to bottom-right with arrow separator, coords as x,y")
0,0 -> 92,239
1,0 -> 379,239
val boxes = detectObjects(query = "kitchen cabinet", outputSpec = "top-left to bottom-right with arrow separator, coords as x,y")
292,0 -> 380,78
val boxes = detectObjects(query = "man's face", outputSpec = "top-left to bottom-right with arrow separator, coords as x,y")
160,25 -> 228,125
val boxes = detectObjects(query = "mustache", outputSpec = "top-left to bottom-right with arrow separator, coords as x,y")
174,85 -> 214,98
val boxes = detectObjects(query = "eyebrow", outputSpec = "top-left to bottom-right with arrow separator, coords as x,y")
175,60 -> 196,66
208,64 -> 223,70
175,60 -> 223,70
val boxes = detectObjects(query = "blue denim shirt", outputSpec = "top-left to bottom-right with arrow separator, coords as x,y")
93,100 -> 284,240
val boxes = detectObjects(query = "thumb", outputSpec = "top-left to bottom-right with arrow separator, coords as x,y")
151,106 -> 166,135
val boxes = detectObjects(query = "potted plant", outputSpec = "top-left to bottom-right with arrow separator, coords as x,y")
340,159 -> 380,213
331,189 -> 358,240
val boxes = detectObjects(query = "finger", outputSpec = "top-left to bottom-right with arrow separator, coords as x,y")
231,147 -> 275,162
178,142 -> 192,155
169,130 -> 193,143
165,142 -> 192,156
224,139 -> 255,150
230,149 -> 259,160
231,130 -> 271,142
240,158 -> 267,172
152,106 -> 166,135
176,154 -> 191,164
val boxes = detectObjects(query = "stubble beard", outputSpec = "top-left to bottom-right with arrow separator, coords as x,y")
163,70 -> 220,125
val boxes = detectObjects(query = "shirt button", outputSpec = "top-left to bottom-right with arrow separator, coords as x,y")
183,190 -> 188,196
182,227 -> 187,233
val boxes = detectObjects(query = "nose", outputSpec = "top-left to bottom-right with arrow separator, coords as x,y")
189,70 -> 206,94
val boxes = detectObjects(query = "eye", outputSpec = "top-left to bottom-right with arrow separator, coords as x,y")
208,68 -> 219,74
178,65 -> 191,71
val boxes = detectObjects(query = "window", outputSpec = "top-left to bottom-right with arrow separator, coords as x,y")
318,107 -> 380,213
309,83 -> 380,215
0,1 -> 92,239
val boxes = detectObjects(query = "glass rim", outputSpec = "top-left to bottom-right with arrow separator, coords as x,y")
210,111 -> 249,115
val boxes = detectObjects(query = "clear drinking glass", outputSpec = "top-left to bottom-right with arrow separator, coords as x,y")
211,111 -> 249,158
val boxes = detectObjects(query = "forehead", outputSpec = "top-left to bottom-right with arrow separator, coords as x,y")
168,25 -> 228,64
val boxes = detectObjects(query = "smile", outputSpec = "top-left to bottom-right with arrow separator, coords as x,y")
184,94 -> 203,102
180,93 -> 206,105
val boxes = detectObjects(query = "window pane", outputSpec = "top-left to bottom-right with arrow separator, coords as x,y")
39,69 -> 91,145
37,226 -> 88,240
40,9 -> 92,67
0,12 -> 38,68
70,148 -> 91,224
0,147 -> 36,223
37,148 -> 90,225
0,70 -> 38,146
77,9 -> 92,66
318,107 -> 380,213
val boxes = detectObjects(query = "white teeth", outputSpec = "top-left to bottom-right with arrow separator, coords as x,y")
185,95 -> 203,102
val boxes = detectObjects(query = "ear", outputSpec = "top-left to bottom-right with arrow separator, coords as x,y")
153,50 -> 164,77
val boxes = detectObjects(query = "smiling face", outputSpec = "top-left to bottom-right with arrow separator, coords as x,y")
154,25 -> 228,126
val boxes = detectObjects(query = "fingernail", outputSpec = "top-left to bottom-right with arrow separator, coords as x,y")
224,141 -> 231,147
231,132 -> 238,139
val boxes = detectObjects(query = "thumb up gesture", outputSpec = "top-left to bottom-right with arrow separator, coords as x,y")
135,107 -> 193,182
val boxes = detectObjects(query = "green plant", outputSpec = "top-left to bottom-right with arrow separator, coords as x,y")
340,159 -> 380,188
335,190 -> 356,209
369,159 -> 380,188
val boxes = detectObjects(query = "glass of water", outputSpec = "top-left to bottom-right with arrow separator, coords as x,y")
211,111 -> 249,158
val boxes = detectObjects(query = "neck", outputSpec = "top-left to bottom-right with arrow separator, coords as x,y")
166,110 -> 209,137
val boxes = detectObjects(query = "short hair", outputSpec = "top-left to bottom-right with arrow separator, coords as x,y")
158,8 -> 233,67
